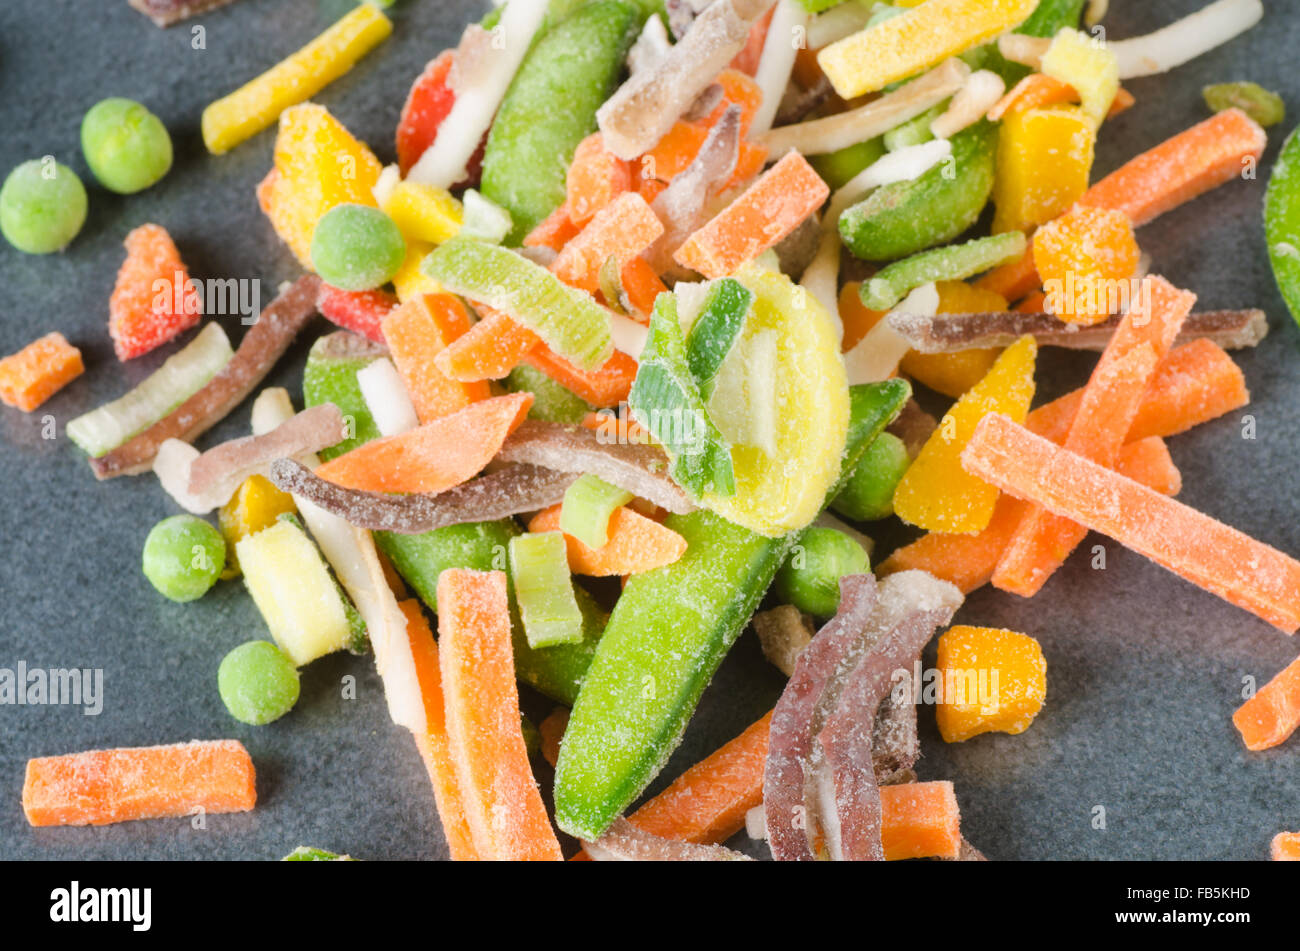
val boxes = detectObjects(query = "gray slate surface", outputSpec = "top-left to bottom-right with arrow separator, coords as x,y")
0,0 -> 1296,861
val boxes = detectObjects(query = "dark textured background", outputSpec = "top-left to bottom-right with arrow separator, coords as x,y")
0,0 -> 1296,861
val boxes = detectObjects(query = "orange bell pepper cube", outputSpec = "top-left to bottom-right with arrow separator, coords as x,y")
0,332 -> 84,412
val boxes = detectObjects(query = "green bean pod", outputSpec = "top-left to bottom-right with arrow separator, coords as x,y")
1266,124 -> 1300,328
860,230 -> 1027,310
838,120 -> 998,263
553,379 -> 911,840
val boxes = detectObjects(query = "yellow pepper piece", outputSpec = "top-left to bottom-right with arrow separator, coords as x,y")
218,474 -> 298,579
261,103 -> 384,268
202,3 -> 392,154
892,334 -> 1036,533
818,0 -> 1037,99
992,105 -> 1095,235
1040,28 -> 1119,129
935,625 -> 1047,743
899,281 -> 1006,398
391,240 -> 443,303
382,181 -> 464,246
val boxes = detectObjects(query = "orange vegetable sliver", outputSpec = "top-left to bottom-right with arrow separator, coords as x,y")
987,73 -> 1134,122
529,503 -> 688,576
1272,832 -> 1300,860
399,599 -> 480,861
23,740 -> 255,827
436,569 -> 562,861
566,132 -> 632,226
315,392 -> 532,493
1233,654 -> 1300,752
619,256 -> 668,320
551,192 -> 664,294
975,246 -> 1042,304
434,309 -> 540,382
383,293 -> 490,422
523,202 -> 582,251
522,345 -> 637,408
0,332 -> 84,412
674,150 -> 829,279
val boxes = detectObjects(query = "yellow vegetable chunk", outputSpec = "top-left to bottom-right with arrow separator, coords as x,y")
236,519 -> 352,667
382,181 -> 464,246
218,474 -> 298,578
818,0 -> 1038,99
1040,28 -> 1119,129
202,3 -> 392,154
899,281 -> 1006,398
391,240 -> 442,303
992,105 -> 1095,235
260,103 -> 384,268
935,625 -> 1047,742
892,334 -> 1036,533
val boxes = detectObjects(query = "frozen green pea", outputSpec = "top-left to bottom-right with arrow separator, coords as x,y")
832,432 -> 911,521
218,640 -> 300,726
310,203 -> 406,291
0,159 -> 88,254
1203,82 -> 1285,128
81,98 -> 173,194
142,514 -> 225,602
775,526 -> 871,618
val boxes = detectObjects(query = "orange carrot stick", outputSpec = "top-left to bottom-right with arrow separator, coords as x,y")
1014,289 -> 1049,314
703,69 -> 765,135
523,202 -> 582,251
436,569 -> 562,861
1272,832 -> 1300,861
879,781 -> 962,861
962,413 -> 1300,633
880,436 -> 1180,592
987,73 -> 1134,122
528,503 -> 688,576
383,293 -> 490,422
522,345 -> 637,407
23,740 -> 255,827
1233,654 -> 1300,752
619,256 -> 669,319
674,150 -> 829,279
1079,108 -> 1267,227
0,332 -> 84,412
993,276 -> 1194,596
315,392 -> 532,493
400,599 -> 479,860
566,132 -> 632,226
551,192 -> 664,294
643,122 -> 768,186
975,246 -> 1042,304
433,309 -> 540,383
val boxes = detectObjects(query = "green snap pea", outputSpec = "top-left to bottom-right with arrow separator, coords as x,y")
480,0 -> 642,244
838,120 -> 998,262
1265,124 -> 1300,328
775,526 -> 871,618
860,230 -> 1027,310
831,430 -> 910,521
553,379 -> 911,840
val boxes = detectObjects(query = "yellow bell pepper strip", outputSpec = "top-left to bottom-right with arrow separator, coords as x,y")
892,334 -> 1037,534
381,181 -> 463,246
817,0 -> 1038,99
201,3 -> 391,154
553,379 -> 910,841
991,104 -> 1095,235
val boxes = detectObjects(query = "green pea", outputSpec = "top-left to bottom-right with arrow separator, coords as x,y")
0,159 -> 87,254
218,641 -> 300,726
832,432 -> 911,522
775,526 -> 871,618
142,514 -> 225,602
310,203 -> 406,291
81,98 -> 173,194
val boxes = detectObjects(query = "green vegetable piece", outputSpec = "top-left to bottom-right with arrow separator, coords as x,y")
860,231 -> 1027,310
685,278 -> 753,395
480,0 -> 642,243
67,323 -> 234,457
866,3 -> 905,27
883,102 -> 946,152
310,203 -> 406,291
423,237 -> 614,371
509,532 -> 586,648
278,512 -> 369,654
142,514 -> 225,603
838,120 -> 998,262
1266,124 -> 1300,329
506,363 -> 594,424
809,137 -> 887,191
218,640 -> 300,726
796,0 -> 857,14
303,340 -> 607,703
460,189 -> 514,243
831,430 -> 910,521
630,293 -> 736,498
1204,82 -> 1285,128
80,97 -> 173,194
283,846 -> 352,861
553,378 -> 911,839
775,526 -> 871,618
560,474 -> 633,549
0,159 -> 87,255
983,0 -> 1086,85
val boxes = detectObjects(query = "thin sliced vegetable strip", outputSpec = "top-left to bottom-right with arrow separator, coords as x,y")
1233,654 -> 1300,751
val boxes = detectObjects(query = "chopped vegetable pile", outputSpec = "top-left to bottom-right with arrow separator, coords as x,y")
6,0 -> 1300,862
